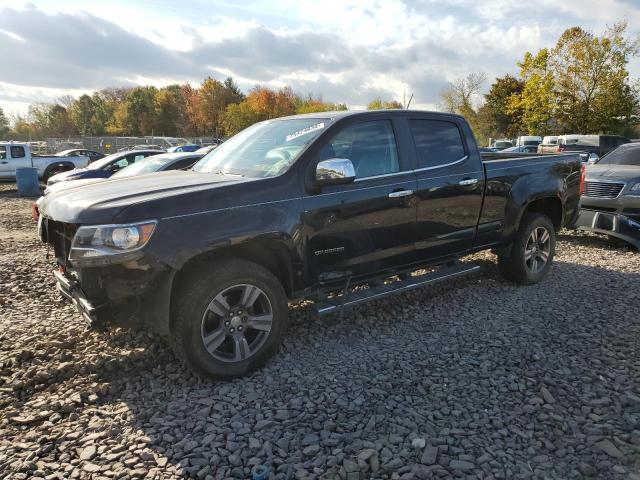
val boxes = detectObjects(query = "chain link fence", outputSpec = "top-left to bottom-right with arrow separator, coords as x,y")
38,136 -> 222,154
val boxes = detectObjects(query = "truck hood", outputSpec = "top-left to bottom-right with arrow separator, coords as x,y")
586,164 -> 640,182
39,170 -> 249,224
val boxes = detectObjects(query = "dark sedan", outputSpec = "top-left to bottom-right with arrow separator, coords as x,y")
34,152 -> 204,220
573,143 -> 640,250
46,150 -> 163,186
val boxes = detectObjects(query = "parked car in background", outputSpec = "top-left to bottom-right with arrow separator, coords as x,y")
515,136 -> 542,148
195,145 -> 217,154
37,110 -> 583,378
490,139 -> 513,150
501,145 -> 539,153
556,134 -> 630,158
53,149 -> 105,163
46,150 -> 163,185
572,143 -> 640,250
0,142 -> 89,182
167,144 -> 201,153
537,136 -> 559,154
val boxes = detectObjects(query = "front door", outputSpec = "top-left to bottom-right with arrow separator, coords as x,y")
409,117 -> 484,260
0,145 -> 30,180
302,118 -> 418,283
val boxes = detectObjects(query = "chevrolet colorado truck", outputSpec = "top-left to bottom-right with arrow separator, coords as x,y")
37,111 -> 584,379
0,142 -> 89,182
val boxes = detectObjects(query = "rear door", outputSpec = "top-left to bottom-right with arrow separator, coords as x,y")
302,116 -> 418,282
409,115 -> 484,260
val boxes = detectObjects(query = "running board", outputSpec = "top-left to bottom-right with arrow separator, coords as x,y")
315,263 -> 480,315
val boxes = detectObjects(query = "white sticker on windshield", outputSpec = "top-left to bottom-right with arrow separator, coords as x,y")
286,123 -> 325,142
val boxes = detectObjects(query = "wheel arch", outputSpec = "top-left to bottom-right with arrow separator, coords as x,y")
167,238 -> 298,335
43,161 -> 75,180
520,197 -> 563,232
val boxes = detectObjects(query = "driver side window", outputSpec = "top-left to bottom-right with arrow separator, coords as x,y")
319,120 -> 399,179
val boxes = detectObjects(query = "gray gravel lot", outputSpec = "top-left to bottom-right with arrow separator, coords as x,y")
1,184 -> 640,480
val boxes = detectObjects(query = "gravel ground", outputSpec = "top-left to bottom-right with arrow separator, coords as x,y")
1,183 -> 640,480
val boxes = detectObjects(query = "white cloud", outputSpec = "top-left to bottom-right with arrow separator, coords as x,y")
0,0 -> 639,117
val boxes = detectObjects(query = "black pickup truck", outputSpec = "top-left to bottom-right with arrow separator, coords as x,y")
37,111 -> 584,378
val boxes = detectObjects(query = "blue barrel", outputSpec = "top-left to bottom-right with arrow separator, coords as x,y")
16,167 -> 41,197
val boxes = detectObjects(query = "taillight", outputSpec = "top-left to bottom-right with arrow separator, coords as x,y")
579,164 -> 586,194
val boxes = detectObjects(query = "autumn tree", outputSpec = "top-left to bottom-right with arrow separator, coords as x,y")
367,98 -> 403,110
296,95 -> 347,113
552,21 -> 639,134
0,108 -> 10,139
439,72 -> 487,141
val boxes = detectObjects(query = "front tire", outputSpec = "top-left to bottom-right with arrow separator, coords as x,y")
172,259 -> 288,379
498,213 -> 556,285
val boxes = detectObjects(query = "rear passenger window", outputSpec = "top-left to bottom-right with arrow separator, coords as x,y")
410,120 -> 465,168
0,146 -> 6,160
10,146 -> 25,159
319,120 -> 399,179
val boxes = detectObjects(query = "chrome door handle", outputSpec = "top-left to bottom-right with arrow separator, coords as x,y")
459,178 -> 479,186
388,190 -> 413,198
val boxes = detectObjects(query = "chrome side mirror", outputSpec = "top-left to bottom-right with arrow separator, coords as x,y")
315,158 -> 356,186
588,153 -> 599,164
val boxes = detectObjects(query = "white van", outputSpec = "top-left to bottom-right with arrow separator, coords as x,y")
515,136 -> 542,147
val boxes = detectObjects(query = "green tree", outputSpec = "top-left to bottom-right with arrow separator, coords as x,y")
47,104 -> 75,136
72,94 -> 97,135
508,49 -> 555,135
0,107 -> 9,139
124,86 -> 158,136
366,98 -> 403,109
483,74 -> 524,138
221,101 -> 261,136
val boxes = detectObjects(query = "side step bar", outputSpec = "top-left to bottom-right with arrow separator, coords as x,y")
315,263 -> 480,315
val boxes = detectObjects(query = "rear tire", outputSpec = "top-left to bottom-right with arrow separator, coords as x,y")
498,213 -> 556,285
171,259 -> 288,379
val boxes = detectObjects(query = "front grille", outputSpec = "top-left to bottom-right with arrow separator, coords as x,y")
584,181 -> 624,198
43,219 -> 78,265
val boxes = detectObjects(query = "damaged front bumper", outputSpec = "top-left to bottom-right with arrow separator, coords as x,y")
53,262 -> 175,334
54,268 -> 105,329
574,208 -> 640,250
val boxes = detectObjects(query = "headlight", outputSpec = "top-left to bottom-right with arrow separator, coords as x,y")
629,183 -> 640,193
69,220 -> 157,262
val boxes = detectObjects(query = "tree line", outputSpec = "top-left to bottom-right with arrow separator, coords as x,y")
442,21 -> 640,144
1,21 -> 637,144
0,78 -> 352,141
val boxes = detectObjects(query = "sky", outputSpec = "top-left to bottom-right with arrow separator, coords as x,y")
1,0 -> 640,118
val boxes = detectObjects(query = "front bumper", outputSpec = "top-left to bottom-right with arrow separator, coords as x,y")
574,209 -> 640,250
53,263 -> 175,334
54,269 -> 105,329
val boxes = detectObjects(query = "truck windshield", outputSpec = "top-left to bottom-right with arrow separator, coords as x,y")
86,152 -> 122,170
597,145 -> 640,166
193,118 -> 329,178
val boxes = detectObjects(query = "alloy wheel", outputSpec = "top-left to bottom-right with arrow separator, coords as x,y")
524,226 -> 551,274
200,284 -> 273,363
